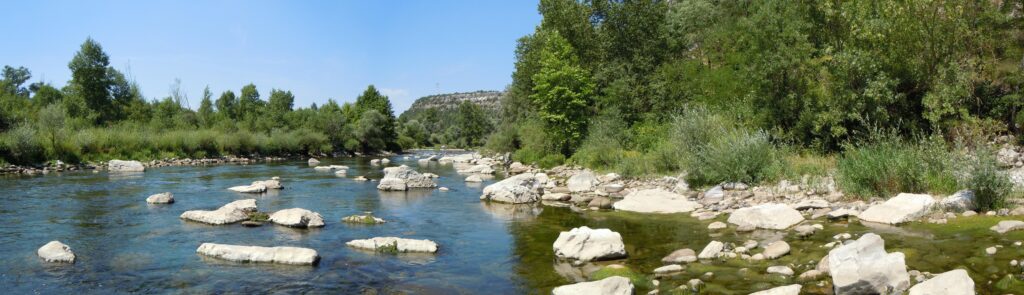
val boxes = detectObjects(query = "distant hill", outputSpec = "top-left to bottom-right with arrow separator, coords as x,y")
401,90 -> 503,118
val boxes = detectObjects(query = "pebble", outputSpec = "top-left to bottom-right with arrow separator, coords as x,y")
986,246 -> 998,255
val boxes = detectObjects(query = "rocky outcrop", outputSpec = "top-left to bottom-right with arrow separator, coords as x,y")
858,193 -> 936,225
612,189 -> 699,214
727,203 -> 804,230
750,284 -> 802,295
480,173 -> 543,204
37,241 -> 75,263
108,160 -> 145,172
907,269 -> 974,295
269,208 -> 325,228
196,243 -> 319,265
180,199 -> 257,225
551,276 -> 633,295
345,237 -> 439,253
377,165 -> 437,191
146,192 -> 174,204
552,226 -> 627,263
828,233 -> 910,294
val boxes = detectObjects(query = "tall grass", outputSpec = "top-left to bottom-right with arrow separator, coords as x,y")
836,137 -> 960,199
969,148 -> 1014,210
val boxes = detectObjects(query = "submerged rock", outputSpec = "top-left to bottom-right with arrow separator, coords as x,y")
552,276 -> 633,295
662,248 -> 697,264
480,173 -> 543,204
146,192 -> 174,204
612,189 -> 698,214
196,243 -> 319,265
37,241 -> 75,263
828,233 -> 910,294
727,203 -> 804,230
345,237 -> 439,253
553,226 -> 627,263
228,183 -> 267,193
858,193 -> 936,225
991,220 -> 1024,234
268,208 -> 325,228
180,199 -> 258,225
377,165 -> 436,191
342,213 -> 386,224
907,269 -> 974,295
763,241 -> 791,259
108,159 -> 145,172
750,284 -> 801,295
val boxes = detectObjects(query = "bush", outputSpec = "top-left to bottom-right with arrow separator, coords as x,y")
686,129 -> 782,186
0,124 -> 44,164
837,137 -> 959,198
968,149 -> 1014,210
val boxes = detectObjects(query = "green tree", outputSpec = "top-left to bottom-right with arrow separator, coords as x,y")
530,31 -> 595,156
353,85 -> 398,151
238,83 -> 263,122
198,86 -> 215,127
67,38 -> 113,123
215,90 -> 238,120
354,110 -> 389,153
1,66 -> 31,96
267,89 -> 295,127
36,103 -> 68,159
454,101 -> 493,147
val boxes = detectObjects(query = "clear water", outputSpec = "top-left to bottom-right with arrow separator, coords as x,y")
2,154 -> 1024,294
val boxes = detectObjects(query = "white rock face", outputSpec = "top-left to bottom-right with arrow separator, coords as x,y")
567,171 -> 600,193
858,193 -> 936,225
345,237 -> 439,253
480,173 -> 543,204
908,269 -> 974,295
727,203 -> 804,230
828,233 -> 910,295
108,160 -> 145,172
990,220 -> 1024,234
552,276 -> 634,295
698,241 -> 724,259
377,165 -> 436,191
269,208 -> 325,228
750,284 -> 802,295
552,226 -> 627,263
146,192 -> 174,204
196,243 -> 319,265
941,190 -> 975,212
228,183 -> 267,193
612,189 -> 699,214
180,199 -> 257,225
37,241 -> 75,263
458,164 -> 495,175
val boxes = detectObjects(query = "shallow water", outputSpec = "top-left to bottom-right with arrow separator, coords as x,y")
1,154 -> 1024,294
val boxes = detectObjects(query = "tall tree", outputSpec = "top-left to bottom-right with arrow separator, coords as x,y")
197,86 -> 215,127
267,89 -> 295,127
530,30 -> 595,156
1,66 -> 31,96
215,90 -> 238,120
354,85 -> 399,151
67,38 -> 113,123
238,83 -> 262,121
455,101 -> 493,147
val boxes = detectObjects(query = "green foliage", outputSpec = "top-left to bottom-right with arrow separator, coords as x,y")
687,129 -> 782,187
588,266 -> 653,290
454,101 -> 493,147
529,30 -> 594,156
354,110 -> 389,153
969,149 -> 1014,210
836,137 -> 960,198
353,85 -> 398,151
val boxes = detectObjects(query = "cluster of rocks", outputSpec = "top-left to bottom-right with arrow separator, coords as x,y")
377,165 -> 437,191
3,156 -> 288,176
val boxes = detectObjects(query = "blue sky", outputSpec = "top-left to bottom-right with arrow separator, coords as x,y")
1,1 -> 540,113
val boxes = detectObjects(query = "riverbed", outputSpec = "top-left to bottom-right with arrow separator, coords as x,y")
2,154 -> 1024,294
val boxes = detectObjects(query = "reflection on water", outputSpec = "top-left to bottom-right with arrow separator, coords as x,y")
480,202 -> 543,222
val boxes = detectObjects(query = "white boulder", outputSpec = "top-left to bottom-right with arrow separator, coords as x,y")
307,158 -> 320,166
552,226 -> 627,263
228,183 -> 267,193
480,173 -> 543,204
37,241 -> 75,263
465,175 -> 483,183
568,171 -> 600,193
727,203 -> 804,230
698,241 -> 724,259
552,276 -> 633,295
377,165 -> 436,191
828,233 -> 910,294
180,199 -> 257,225
269,208 -> 325,228
612,189 -> 699,214
907,269 -> 974,295
345,237 -> 439,253
108,160 -> 145,172
941,190 -> 975,212
146,192 -> 174,204
990,220 -> 1024,234
858,193 -> 936,225
196,243 -> 319,265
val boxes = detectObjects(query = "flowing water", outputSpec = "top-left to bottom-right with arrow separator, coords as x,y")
2,154 -> 1024,294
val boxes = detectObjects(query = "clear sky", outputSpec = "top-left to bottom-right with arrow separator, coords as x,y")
1,0 -> 540,113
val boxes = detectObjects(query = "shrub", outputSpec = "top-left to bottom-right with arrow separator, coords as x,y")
686,129 -> 782,186
837,137 -> 959,198
0,124 -> 44,164
968,149 -> 1014,210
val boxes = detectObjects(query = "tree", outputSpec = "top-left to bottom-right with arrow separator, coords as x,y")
267,89 -> 295,127
354,110 -> 389,153
36,103 -> 67,159
530,30 -> 595,156
198,86 -> 215,127
454,101 -> 493,147
67,38 -> 113,123
238,83 -> 263,122
1,66 -> 31,96
215,90 -> 238,120
353,85 -> 398,151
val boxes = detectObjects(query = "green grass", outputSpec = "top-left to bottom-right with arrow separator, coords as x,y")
248,212 -> 269,222
836,137 -> 960,199
588,265 -> 653,290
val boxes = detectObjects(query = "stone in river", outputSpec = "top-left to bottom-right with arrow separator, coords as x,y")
552,226 -> 627,263
551,276 -> 633,295
345,237 -> 439,253
268,208 -> 325,228
828,233 -> 910,294
480,173 -> 543,204
146,192 -> 174,204
750,284 -> 801,295
108,159 -> 145,172
662,248 -> 697,264
37,241 -> 75,263
991,220 -> 1024,234
907,269 -> 974,295
727,203 -> 804,230
858,193 -> 936,225
180,199 -> 257,225
612,189 -> 698,214
196,243 -> 319,265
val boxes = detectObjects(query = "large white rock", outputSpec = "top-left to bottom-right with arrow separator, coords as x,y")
552,226 -> 627,263
858,193 -> 936,225
108,160 -> 144,172
698,241 -> 724,259
345,237 -> 439,253
750,284 -> 802,295
828,233 -> 910,294
253,178 -> 284,189
269,208 -> 325,228
941,190 -> 975,212
196,243 -> 319,265
180,199 -> 257,225
907,269 -> 974,295
552,276 -> 633,295
228,183 -> 267,193
146,192 -> 174,204
567,171 -> 600,193
612,189 -> 699,214
377,165 -> 437,191
990,220 -> 1024,234
37,241 -> 75,263
457,164 -> 495,175
480,173 -> 543,204
727,203 -> 804,230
